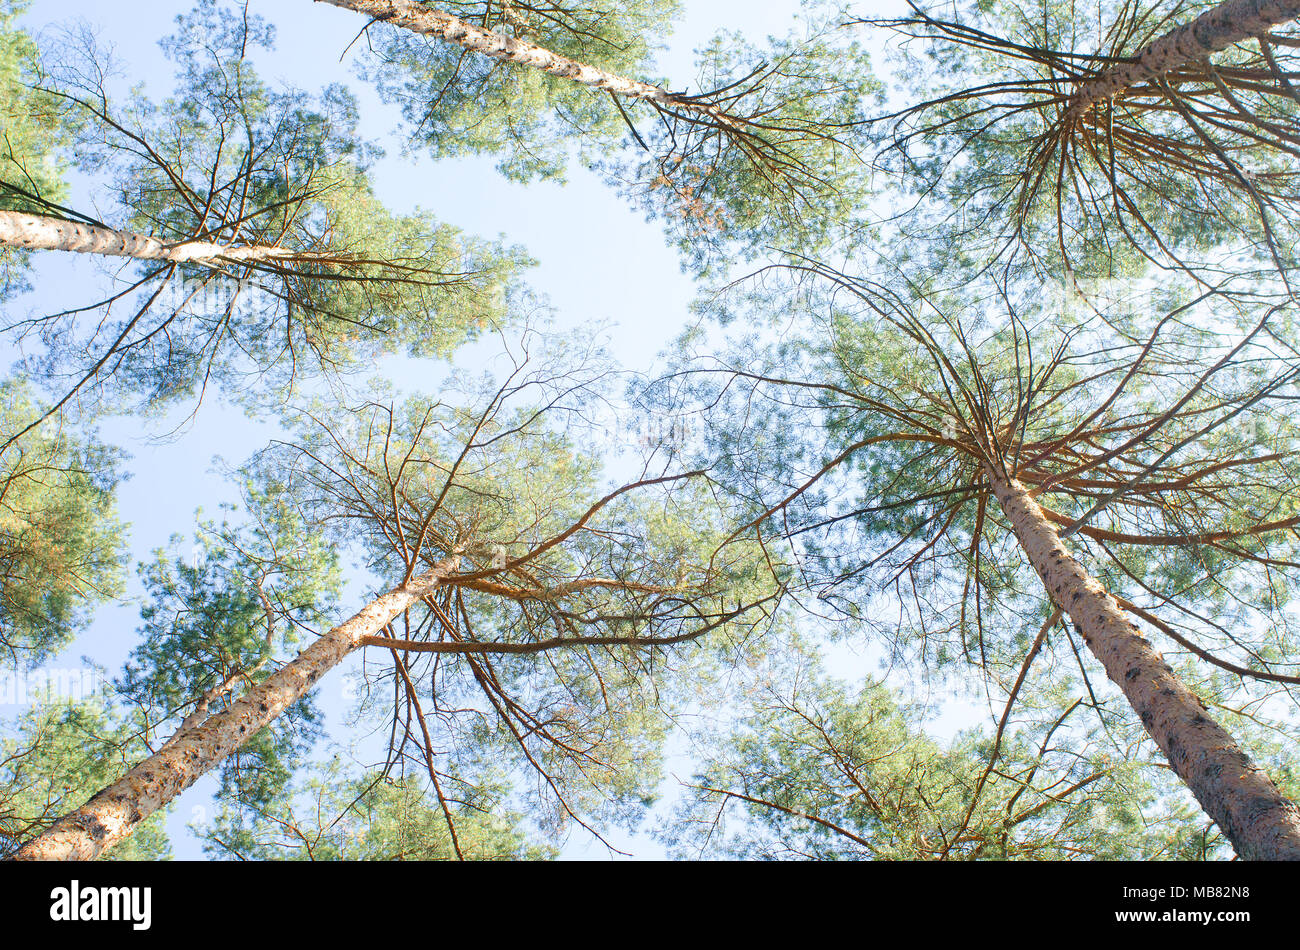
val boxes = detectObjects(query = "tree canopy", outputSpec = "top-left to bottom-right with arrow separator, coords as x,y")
4,0 -> 1300,864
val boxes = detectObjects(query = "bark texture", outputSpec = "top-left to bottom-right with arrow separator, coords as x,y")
1067,0 -> 1300,119
316,0 -> 744,130
0,209 -> 304,266
984,462 -> 1300,860
9,557 -> 460,861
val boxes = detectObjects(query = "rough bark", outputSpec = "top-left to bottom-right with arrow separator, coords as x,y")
315,0 -> 746,131
1067,0 -> 1300,120
0,209 -> 308,266
983,461 -> 1300,860
8,557 -> 460,861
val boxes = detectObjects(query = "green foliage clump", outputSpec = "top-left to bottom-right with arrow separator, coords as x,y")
198,758 -> 553,860
0,380 -> 125,663
359,0 -> 683,182
0,0 -> 72,296
0,700 -> 172,860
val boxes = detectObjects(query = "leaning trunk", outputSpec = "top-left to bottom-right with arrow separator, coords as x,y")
983,461 -> 1300,860
1067,0 -> 1300,120
9,557 -> 459,861
0,209 -> 309,266
315,0 -> 745,131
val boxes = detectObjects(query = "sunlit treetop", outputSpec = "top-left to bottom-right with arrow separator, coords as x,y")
0,0 -> 73,297
862,0 -> 1300,290
0,379 -> 125,666
195,759 -> 555,860
346,0 -> 880,273
354,0 -> 685,182
667,639 -> 1232,860
10,0 -> 529,419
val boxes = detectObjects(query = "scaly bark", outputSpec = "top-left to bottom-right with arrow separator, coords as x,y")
1067,0 -> 1300,120
0,208 -> 317,266
315,0 -> 747,131
983,461 -> 1300,860
8,557 -> 460,861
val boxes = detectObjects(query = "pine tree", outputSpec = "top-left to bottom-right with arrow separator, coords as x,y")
0,379 -> 124,662
0,0 -> 73,298
0,700 -> 172,860
334,0 -> 877,269
657,261 -> 1300,858
863,0 -> 1300,283
196,758 -> 554,859
3,0 -> 522,431
10,341 -> 779,859
668,636 -> 1228,859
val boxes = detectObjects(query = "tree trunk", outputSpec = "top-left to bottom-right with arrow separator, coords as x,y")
1067,0 -> 1300,120
983,461 -> 1300,860
314,0 -> 745,131
0,209 -> 308,266
8,557 -> 460,861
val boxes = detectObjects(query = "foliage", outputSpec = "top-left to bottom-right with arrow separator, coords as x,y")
8,0 -> 1300,862
0,700 -> 172,859
864,0 -> 1300,286
197,757 -> 552,860
114,486 -> 345,818
16,0 -> 528,416
0,0 -> 71,297
666,640 -> 1226,859
611,8 -> 880,272
357,0 -> 684,183
241,335 -> 783,844
0,379 -> 125,664
357,0 -> 879,274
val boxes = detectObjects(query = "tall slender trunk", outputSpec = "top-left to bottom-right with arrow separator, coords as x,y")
1067,0 -> 1300,120
8,557 -> 460,861
983,461 -> 1300,860
314,0 -> 745,131
0,209 -> 307,266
